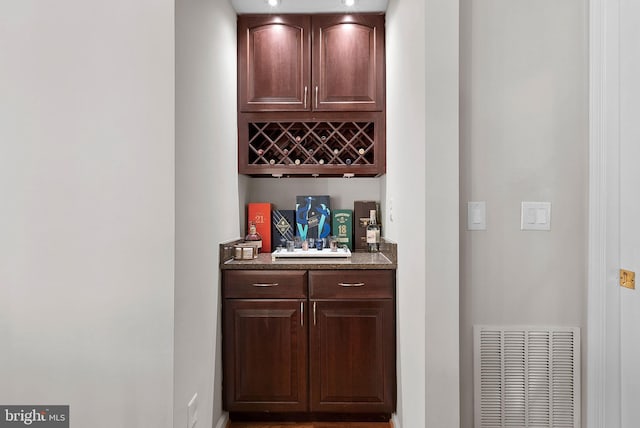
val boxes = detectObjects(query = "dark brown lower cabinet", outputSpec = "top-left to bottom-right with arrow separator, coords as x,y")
310,300 -> 395,413
222,269 -> 395,419
223,270 -> 308,413
223,299 -> 308,412
309,270 -> 395,414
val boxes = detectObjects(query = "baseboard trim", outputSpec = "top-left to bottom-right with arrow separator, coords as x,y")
215,412 -> 229,428
391,413 -> 400,428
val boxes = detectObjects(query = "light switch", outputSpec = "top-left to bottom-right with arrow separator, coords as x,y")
525,207 -> 537,224
468,201 -> 486,230
521,202 -> 551,231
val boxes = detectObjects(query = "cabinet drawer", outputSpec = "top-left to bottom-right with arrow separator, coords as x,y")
223,270 -> 307,299
309,270 -> 394,299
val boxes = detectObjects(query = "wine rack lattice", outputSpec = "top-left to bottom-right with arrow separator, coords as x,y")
247,121 -> 376,166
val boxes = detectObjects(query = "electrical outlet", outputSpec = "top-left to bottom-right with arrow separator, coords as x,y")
187,393 -> 198,428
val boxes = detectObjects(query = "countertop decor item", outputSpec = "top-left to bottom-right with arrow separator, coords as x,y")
272,247 -> 351,259
296,195 -> 331,241
219,238 -> 397,270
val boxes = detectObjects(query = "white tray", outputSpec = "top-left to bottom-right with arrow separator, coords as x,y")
272,247 -> 352,258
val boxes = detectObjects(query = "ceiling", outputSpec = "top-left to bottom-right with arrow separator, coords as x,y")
230,0 -> 389,14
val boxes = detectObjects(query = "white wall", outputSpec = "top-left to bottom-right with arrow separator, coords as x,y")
0,1 -> 175,427
386,0 -> 460,426
385,1 -> 426,423
423,0 -> 460,426
620,1 -> 640,426
174,1 -> 239,428
459,1 -> 588,427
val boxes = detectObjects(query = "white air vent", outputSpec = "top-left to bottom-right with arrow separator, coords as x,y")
474,325 -> 580,428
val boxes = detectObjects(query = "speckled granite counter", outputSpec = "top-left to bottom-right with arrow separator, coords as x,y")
220,239 -> 397,270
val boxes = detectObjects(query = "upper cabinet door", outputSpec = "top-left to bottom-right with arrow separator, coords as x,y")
312,14 -> 385,112
238,15 -> 311,112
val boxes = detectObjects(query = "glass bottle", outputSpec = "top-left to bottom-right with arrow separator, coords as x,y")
245,221 -> 262,253
366,209 -> 380,252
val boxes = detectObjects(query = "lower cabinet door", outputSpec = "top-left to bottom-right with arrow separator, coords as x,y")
223,299 -> 308,412
309,300 -> 395,413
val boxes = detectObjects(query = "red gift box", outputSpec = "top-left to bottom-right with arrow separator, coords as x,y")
247,203 -> 271,252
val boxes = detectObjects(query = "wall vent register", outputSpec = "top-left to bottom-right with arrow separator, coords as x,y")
474,325 -> 580,428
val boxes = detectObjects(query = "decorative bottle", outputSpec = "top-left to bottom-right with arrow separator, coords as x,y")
245,221 -> 262,253
366,209 -> 380,252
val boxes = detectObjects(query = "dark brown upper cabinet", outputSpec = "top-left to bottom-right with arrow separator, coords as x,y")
237,13 -> 386,177
238,15 -> 311,112
238,14 -> 385,113
312,14 -> 384,112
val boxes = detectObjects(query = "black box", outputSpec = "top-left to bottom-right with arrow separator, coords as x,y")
271,209 -> 295,251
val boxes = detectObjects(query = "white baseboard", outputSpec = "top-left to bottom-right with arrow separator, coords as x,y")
391,413 -> 401,428
214,412 -> 229,428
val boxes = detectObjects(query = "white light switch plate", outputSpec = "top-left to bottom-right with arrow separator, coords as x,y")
468,201 -> 486,230
521,201 -> 551,231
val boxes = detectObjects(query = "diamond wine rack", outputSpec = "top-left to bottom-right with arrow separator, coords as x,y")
238,115 -> 385,177
249,121 -> 374,164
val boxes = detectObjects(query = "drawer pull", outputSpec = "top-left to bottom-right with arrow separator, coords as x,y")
338,282 -> 365,287
251,282 -> 278,287
301,302 -> 304,327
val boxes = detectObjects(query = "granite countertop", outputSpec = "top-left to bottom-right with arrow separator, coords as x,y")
220,239 -> 397,270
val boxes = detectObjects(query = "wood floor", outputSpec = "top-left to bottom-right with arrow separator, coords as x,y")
227,422 -> 392,428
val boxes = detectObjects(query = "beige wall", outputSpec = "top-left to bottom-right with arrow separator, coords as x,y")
387,0 -> 460,426
423,0 -> 461,426
459,0 -> 588,427
0,1 -> 175,426
174,0 -> 239,427
385,0 -> 427,424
